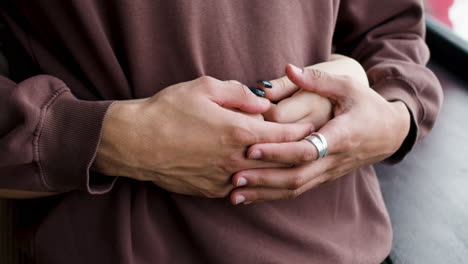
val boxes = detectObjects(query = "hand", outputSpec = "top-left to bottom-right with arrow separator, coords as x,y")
229,64 -> 410,204
92,76 -> 313,198
262,54 -> 369,129
262,81 -> 332,128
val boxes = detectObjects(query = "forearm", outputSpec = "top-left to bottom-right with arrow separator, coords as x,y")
90,100 -> 144,179
0,75 -> 113,197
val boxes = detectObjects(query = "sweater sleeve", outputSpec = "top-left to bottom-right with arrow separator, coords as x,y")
333,0 -> 443,163
0,74 -> 116,194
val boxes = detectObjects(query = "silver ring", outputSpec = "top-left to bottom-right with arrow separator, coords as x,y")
310,132 -> 328,157
304,132 -> 328,160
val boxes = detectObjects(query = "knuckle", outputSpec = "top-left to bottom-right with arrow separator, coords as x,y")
300,146 -> 315,162
292,188 -> 304,198
306,68 -> 323,80
229,124 -> 255,145
277,77 -> 288,89
198,76 -> 218,93
227,80 -> 242,85
281,130 -> 296,142
223,153 -> 243,172
269,147 -> 283,161
198,75 -> 216,83
289,175 -> 305,190
287,189 -> 301,199
253,175 -> 265,187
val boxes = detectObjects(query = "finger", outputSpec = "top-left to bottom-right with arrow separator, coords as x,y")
230,187 -> 295,204
243,119 -> 314,145
311,118 -> 349,154
261,103 -> 282,122
294,95 -> 333,128
230,169 -> 331,204
238,159 -> 294,171
263,73 -> 299,102
230,162 -> 332,204
246,140 -> 318,164
286,64 -> 350,99
232,166 -> 304,189
247,120 -> 343,162
263,91 -> 322,123
211,79 -> 271,114
234,157 -> 334,189
220,150 -> 295,176
295,112 -> 330,129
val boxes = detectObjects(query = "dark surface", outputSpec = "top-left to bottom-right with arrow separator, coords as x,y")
376,61 -> 468,264
426,17 -> 468,81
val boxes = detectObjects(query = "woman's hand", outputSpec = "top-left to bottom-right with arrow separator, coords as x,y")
262,54 -> 369,130
230,64 -> 410,204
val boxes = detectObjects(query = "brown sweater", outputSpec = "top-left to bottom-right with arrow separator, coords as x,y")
0,1 -> 442,263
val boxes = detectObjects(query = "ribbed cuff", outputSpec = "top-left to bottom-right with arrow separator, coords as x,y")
37,89 -> 116,194
373,78 -> 422,164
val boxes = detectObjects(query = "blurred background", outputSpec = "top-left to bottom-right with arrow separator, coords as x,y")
426,0 -> 468,42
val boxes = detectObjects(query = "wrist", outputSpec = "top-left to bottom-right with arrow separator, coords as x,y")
91,100 -> 143,178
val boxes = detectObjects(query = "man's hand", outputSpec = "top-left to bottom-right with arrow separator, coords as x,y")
262,55 -> 369,129
92,76 -> 313,198
230,64 -> 410,204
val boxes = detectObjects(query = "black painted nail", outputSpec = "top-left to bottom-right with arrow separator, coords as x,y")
257,80 -> 272,89
249,87 -> 265,97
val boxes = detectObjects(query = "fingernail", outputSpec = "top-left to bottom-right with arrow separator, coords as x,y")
236,177 -> 248,187
290,64 -> 303,75
235,195 -> 246,205
249,150 -> 262,159
257,80 -> 273,89
249,87 -> 265,97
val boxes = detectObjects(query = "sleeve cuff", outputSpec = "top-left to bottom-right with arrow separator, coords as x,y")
37,88 -> 117,194
372,78 -> 422,164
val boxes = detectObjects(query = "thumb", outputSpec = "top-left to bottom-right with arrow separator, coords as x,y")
286,64 -> 349,98
213,80 -> 272,114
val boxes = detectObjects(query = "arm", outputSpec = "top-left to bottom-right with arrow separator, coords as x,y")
1,69 -> 316,199
333,0 -> 443,163
229,0 -> 443,204
0,74 -> 114,199
0,17 -> 113,198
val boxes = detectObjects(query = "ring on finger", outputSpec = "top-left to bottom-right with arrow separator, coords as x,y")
304,132 -> 328,160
